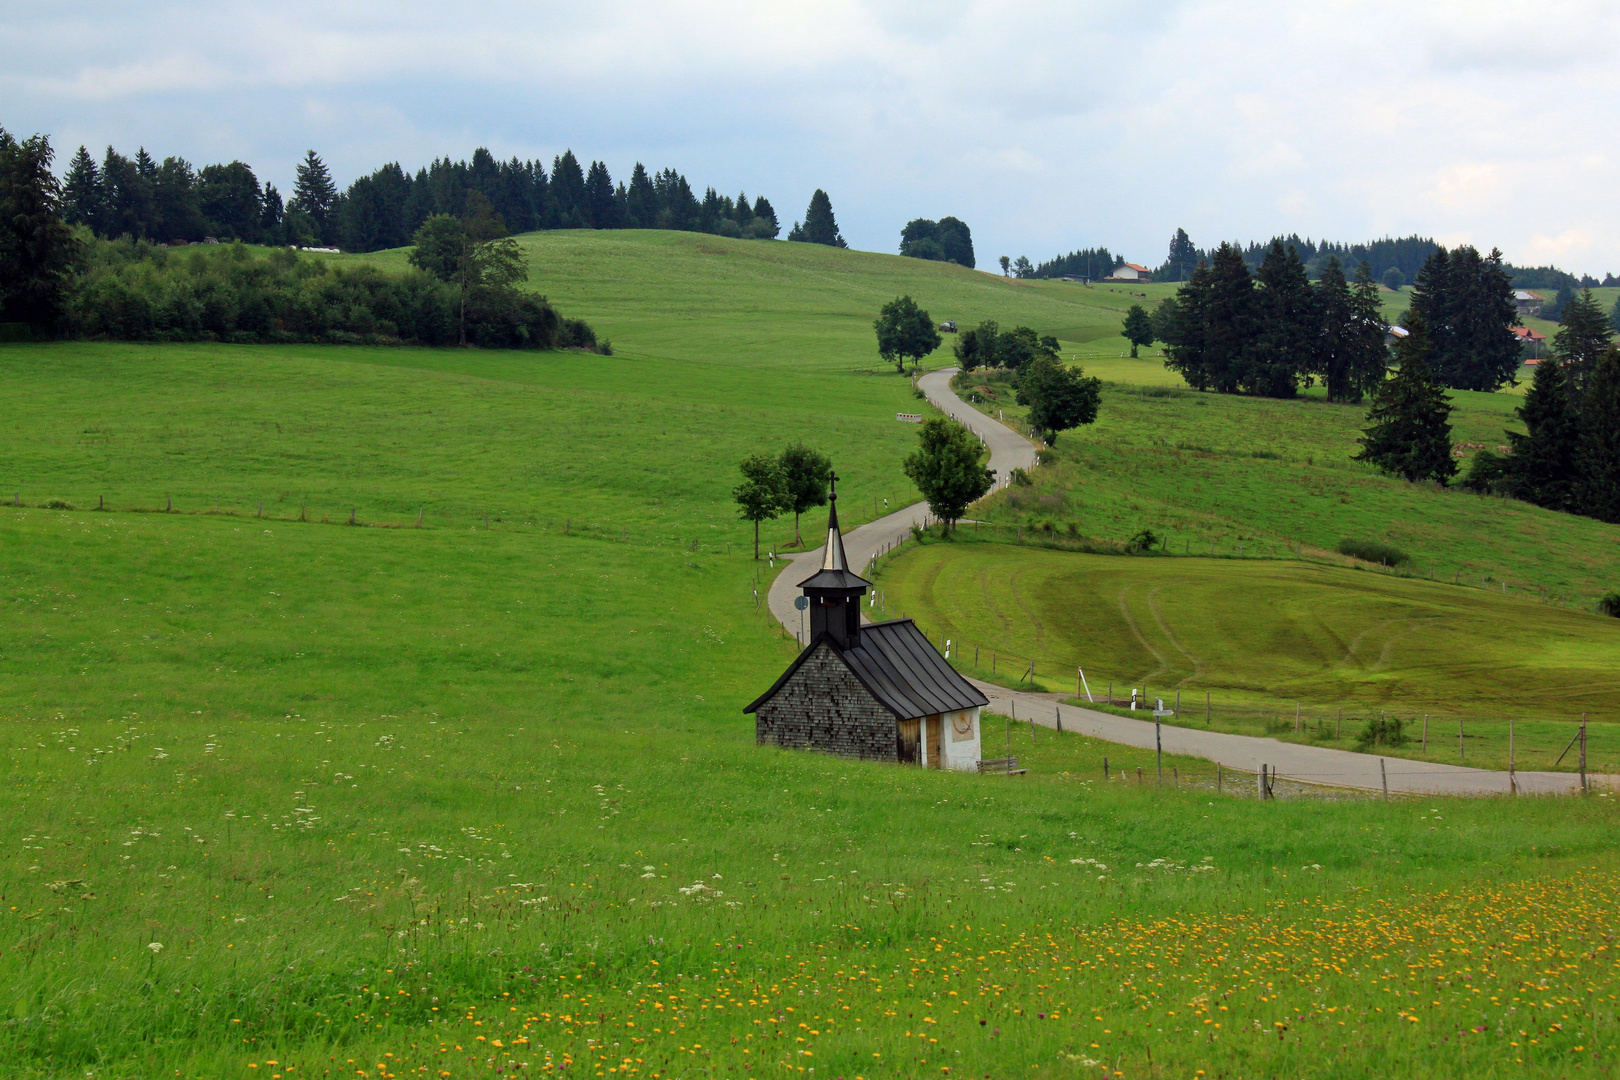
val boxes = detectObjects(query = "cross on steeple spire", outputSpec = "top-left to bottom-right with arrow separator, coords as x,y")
797,470 -> 870,647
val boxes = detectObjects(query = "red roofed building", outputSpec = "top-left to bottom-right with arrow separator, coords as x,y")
1106,263 -> 1152,282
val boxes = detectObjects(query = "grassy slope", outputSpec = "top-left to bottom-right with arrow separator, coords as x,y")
2,232 -> 1618,1077
948,377 -> 1620,600
871,538 -> 1620,772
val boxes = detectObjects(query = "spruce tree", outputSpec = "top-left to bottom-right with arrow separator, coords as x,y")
1502,354 -> 1581,511
1203,242 -> 1255,394
1575,346 -> 1620,523
1164,259 -> 1213,389
1551,288 -> 1615,401
624,163 -> 657,229
1165,227 -> 1197,282
1354,311 -> 1456,484
0,131 -> 80,327
800,189 -> 845,247
61,146 -> 103,231
1245,239 -> 1313,397
752,196 -> 779,238
292,150 -> 338,243
1346,262 -> 1392,401
1314,257 -> 1355,401
549,151 -> 587,229
583,160 -> 618,228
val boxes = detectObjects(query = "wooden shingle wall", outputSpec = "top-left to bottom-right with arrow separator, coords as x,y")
755,643 -> 897,761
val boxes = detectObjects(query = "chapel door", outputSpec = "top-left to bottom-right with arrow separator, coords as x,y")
925,715 -> 942,769
897,718 -> 920,764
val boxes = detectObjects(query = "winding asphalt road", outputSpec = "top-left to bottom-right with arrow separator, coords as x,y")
765,367 -> 1609,796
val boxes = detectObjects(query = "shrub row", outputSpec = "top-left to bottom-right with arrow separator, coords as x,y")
63,238 -> 605,351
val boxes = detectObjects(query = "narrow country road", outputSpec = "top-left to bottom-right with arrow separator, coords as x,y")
765,366 -> 1609,797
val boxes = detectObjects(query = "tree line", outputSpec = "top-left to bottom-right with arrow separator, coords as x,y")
1351,285 -> 1619,526
48,131 -> 868,255
0,128 -> 602,349
1459,291 -> 1620,522
1156,240 -> 1389,400
1005,227 -> 1611,291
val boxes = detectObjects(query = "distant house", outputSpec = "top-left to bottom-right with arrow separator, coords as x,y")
1106,263 -> 1151,282
1514,290 -> 1543,317
1513,327 -> 1548,361
1385,324 -> 1409,347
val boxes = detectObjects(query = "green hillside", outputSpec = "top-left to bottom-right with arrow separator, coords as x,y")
872,540 -> 1620,772
951,375 -> 1620,601
3,230 -> 1618,1078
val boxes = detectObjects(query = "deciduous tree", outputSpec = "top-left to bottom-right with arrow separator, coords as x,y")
1017,355 -> 1101,444
873,295 -> 941,373
902,418 -> 994,534
779,444 -> 833,546
1121,303 -> 1153,357
734,453 -> 789,559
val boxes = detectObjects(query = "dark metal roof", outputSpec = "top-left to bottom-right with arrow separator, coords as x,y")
743,619 -> 988,720
797,493 -> 871,593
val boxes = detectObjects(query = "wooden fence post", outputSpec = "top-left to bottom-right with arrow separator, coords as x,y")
1380,758 -> 1388,800
1509,717 -> 1517,795
1580,713 -> 1588,792
1257,766 -> 1265,800
1422,714 -> 1428,751
1206,691 -> 1211,724
1216,763 -> 1222,792
1103,755 -> 1109,779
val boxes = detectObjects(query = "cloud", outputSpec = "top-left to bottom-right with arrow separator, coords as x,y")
3,0 -> 1619,274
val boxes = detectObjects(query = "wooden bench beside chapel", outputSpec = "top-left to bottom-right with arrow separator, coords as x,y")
745,480 -> 988,768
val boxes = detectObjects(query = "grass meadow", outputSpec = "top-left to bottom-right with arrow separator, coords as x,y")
2,232 -> 1619,1077
869,537 -> 1620,773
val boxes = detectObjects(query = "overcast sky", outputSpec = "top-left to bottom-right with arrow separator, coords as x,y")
5,1 -> 1618,275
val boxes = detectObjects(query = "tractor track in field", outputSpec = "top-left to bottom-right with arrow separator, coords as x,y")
764,366 -> 1611,797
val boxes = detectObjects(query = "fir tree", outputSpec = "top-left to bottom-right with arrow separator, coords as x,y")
1551,288 -> 1615,402
291,150 -> 338,243
1202,243 -> 1256,394
1346,262 -> 1391,401
0,130 -> 81,327
752,196 -> 779,238
624,163 -> 657,229
799,189 -> 845,247
1314,257 -> 1355,401
1244,239 -> 1313,397
1501,354 -> 1581,511
1354,311 -> 1456,485
1165,227 -> 1197,282
1575,346 -> 1620,523
549,151 -> 587,229
61,146 -> 103,231
583,160 -> 618,229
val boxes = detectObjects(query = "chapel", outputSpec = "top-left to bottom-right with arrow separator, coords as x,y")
744,480 -> 987,768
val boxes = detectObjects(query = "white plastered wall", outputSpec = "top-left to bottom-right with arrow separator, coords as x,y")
941,706 -> 982,771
